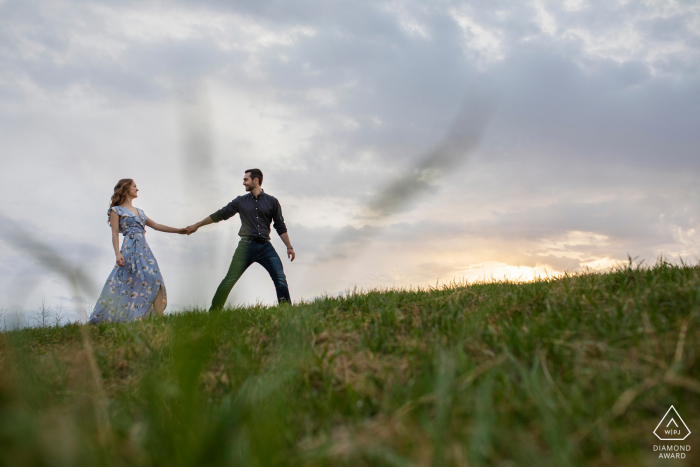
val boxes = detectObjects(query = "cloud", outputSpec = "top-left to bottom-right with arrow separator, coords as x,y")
0,213 -> 98,309
1,0 -> 699,312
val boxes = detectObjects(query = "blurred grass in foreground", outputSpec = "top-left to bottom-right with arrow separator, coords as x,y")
1,260 -> 699,466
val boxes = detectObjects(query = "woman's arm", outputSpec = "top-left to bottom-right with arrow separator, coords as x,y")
110,210 -> 125,267
145,217 -> 186,234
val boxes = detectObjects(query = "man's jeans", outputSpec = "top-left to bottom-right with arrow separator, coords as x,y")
210,238 -> 291,310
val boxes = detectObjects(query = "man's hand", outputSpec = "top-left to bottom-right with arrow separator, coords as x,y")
185,217 -> 213,235
287,247 -> 295,262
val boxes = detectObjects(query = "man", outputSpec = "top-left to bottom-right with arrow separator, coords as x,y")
186,168 -> 294,310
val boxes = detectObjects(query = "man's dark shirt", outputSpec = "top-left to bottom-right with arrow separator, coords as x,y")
210,190 -> 287,241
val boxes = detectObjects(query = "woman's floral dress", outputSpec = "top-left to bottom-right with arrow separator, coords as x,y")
88,206 -> 167,324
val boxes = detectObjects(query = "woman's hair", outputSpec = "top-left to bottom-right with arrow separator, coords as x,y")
107,178 -> 134,224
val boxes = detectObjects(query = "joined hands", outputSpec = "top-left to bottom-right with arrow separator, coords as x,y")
185,224 -> 199,235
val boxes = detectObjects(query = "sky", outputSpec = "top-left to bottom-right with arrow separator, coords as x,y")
1,0 -> 699,324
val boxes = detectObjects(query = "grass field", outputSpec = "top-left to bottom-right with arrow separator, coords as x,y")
1,260 -> 699,466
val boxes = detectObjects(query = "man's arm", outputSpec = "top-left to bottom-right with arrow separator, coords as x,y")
279,232 -> 295,261
271,199 -> 294,261
187,199 -> 239,235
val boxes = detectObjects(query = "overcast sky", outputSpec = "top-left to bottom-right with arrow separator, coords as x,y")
1,0 -> 699,323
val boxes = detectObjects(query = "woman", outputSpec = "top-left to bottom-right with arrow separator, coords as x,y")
88,179 -> 185,324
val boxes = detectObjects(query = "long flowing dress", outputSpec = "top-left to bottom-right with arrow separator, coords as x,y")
88,205 -> 167,324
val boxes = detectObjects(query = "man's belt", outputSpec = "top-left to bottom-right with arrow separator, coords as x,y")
241,236 -> 270,243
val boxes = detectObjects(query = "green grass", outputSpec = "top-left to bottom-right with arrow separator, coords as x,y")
1,259 -> 699,466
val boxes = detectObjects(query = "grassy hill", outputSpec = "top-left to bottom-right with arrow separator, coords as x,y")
1,260 -> 699,466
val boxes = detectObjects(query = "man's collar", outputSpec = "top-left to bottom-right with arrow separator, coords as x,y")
250,189 -> 264,200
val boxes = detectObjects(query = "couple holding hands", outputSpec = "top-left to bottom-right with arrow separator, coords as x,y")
88,169 -> 294,324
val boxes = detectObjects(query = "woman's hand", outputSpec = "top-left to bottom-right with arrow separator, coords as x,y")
116,252 -> 125,267
177,227 -> 187,235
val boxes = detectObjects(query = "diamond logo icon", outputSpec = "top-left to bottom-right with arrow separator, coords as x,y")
654,405 -> 691,441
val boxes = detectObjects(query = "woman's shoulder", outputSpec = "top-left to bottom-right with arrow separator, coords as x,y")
107,205 -> 122,227
110,205 -> 132,218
